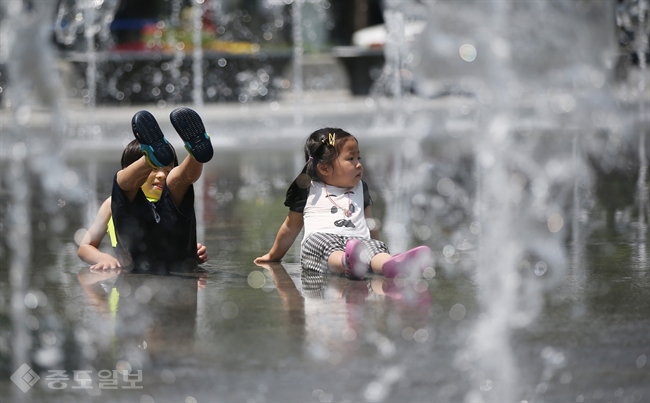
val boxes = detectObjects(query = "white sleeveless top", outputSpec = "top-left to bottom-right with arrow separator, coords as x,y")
302,181 -> 370,244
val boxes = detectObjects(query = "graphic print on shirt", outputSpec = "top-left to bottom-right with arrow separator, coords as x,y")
327,190 -> 356,228
151,203 -> 161,223
300,181 -> 371,244
334,219 -> 356,228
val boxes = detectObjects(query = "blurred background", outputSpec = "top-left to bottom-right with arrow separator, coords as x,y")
0,0 -> 648,402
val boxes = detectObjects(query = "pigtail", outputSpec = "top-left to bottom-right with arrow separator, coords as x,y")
285,159 -> 312,208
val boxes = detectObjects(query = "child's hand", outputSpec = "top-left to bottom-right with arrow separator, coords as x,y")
79,266 -> 121,286
197,243 -> 209,263
254,254 -> 276,264
254,260 -> 273,270
89,267 -> 121,278
89,256 -> 121,271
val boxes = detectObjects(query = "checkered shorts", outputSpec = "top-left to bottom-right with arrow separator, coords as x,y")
300,232 -> 390,274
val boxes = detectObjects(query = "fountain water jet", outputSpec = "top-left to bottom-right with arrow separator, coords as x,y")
634,0 -> 649,267
1,1 -> 74,399
291,0 -> 304,126
401,0 -> 621,399
191,0 -> 205,109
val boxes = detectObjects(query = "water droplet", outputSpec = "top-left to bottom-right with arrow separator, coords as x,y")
414,329 -> 429,343
24,293 -> 38,309
478,151 -> 495,168
423,267 -> 436,280
160,369 -> 176,384
551,94 -> 576,114
534,261 -> 548,276
342,328 -> 356,341
364,381 -> 384,401
414,279 -> 429,293
63,171 -> 79,189
296,174 -> 311,189
247,271 -> 266,289
135,286 -> 153,304
541,346 -> 555,359
560,371 -> 573,384
401,327 -> 415,340
16,106 -> 31,126
12,142 -> 27,160
459,44 -> 477,62
547,213 -> 564,233
449,303 -> 466,321
116,360 -> 132,373
221,301 -> 239,319
437,178 -> 455,196
443,245 -> 456,257
480,379 -> 493,392
26,315 -> 39,330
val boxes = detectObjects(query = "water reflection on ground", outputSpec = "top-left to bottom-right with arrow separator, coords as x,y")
1,144 -> 648,402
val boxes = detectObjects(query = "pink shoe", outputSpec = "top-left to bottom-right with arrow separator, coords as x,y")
342,239 -> 370,280
382,246 -> 433,278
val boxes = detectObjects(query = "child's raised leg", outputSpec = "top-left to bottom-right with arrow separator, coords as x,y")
116,156 -> 159,200
121,110 -> 176,201
166,155 -> 205,207
166,107 -> 213,207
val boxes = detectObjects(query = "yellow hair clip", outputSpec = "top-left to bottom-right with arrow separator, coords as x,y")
325,132 -> 335,146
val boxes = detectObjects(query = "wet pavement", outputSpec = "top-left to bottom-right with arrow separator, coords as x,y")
1,138 -> 648,402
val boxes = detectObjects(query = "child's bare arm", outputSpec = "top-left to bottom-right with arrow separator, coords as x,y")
254,211 -> 304,263
77,198 -> 121,270
365,206 -> 382,241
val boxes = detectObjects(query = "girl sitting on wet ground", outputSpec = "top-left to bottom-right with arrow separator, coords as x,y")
78,107 -> 212,274
254,128 -> 432,279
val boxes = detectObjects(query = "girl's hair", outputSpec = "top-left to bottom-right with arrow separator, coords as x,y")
285,128 -> 356,203
121,139 -> 178,169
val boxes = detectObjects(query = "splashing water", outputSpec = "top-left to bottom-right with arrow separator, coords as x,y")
381,0 -> 634,400
0,0 -> 648,401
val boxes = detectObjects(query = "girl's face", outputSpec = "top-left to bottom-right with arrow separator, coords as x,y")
320,138 -> 363,188
141,165 -> 172,200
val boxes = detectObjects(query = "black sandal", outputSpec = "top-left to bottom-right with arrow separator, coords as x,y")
131,110 -> 175,168
170,107 -> 214,163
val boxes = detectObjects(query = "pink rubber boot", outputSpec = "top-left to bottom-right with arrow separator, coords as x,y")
342,239 -> 370,280
382,246 -> 433,278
